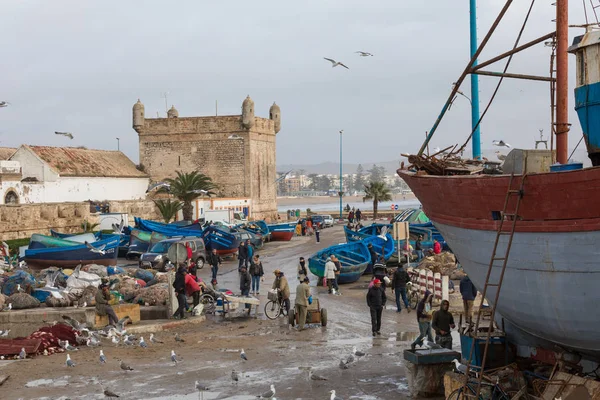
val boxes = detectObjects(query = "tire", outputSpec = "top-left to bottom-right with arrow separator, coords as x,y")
446,388 -> 466,400
409,291 -> 419,310
199,293 -> 215,313
195,257 -> 205,270
264,300 -> 281,320
288,308 -> 296,326
320,308 -> 328,326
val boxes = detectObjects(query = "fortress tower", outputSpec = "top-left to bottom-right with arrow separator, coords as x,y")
132,96 -> 281,220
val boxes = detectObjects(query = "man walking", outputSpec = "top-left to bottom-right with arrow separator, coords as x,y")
315,224 -> 320,243
249,254 -> 264,295
325,257 -> 339,294
239,265 -> 252,313
415,235 -> 424,262
411,290 -> 434,350
366,278 -> 387,337
355,208 -> 362,223
238,241 -> 248,270
294,277 -> 311,331
391,266 -> 410,313
172,265 -> 187,320
460,275 -> 477,326
208,249 -> 222,283
432,300 -> 455,349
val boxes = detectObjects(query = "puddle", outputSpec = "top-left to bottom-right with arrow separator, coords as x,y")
388,331 -> 418,342
146,394 -> 254,400
25,376 -> 70,388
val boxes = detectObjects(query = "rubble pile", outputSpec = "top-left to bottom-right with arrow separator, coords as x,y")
417,252 -> 466,279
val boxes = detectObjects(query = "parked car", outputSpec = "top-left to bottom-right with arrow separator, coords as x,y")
139,237 -> 208,271
309,215 -> 325,228
321,215 -> 335,228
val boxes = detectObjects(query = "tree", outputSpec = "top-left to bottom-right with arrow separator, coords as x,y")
368,164 -> 386,184
315,175 -> 331,191
363,181 -> 393,220
307,174 -> 319,191
353,164 -> 366,192
165,171 -> 216,221
80,219 -> 99,233
154,199 -> 184,223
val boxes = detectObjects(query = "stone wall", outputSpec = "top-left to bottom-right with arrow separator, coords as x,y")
0,199 -> 158,240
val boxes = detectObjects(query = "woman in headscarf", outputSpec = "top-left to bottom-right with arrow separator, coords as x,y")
297,257 -> 308,282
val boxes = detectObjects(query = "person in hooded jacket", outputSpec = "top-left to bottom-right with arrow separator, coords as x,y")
432,299 -> 455,349
297,257 -> 308,282
249,254 -> 264,295
411,290 -> 434,349
173,265 -> 187,319
366,278 -> 387,336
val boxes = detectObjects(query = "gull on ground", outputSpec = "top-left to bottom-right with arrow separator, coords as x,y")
123,335 -> 136,346
195,381 -> 210,391
65,341 -> 78,351
139,337 -> 148,348
422,338 -> 442,350
174,333 -> 185,342
111,336 -> 120,345
61,315 -> 87,331
355,51 -> 373,57
99,350 -> 107,364
19,347 -> 26,359
171,350 -> 179,365
66,354 -> 76,367
231,369 -> 239,383
353,346 -> 365,357
339,359 -> 349,370
492,140 -> 511,148
309,370 -> 328,381
495,151 -> 506,161
3,303 -> 12,311
119,360 -> 134,371
323,58 -> 349,69
85,241 -> 106,255
240,348 -> 248,361
104,388 -> 120,398
55,131 -> 74,139
257,384 -> 276,398
330,389 -> 344,400
150,333 -> 163,344
87,338 -> 100,347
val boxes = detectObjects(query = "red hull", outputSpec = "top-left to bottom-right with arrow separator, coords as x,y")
397,167 -> 600,232
216,248 -> 238,256
270,231 -> 294,241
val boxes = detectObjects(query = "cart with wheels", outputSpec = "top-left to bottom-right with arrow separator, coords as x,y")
288,298 -> 328,327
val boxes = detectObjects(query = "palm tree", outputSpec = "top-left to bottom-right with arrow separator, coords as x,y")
154,199 -> 184,223
363,181 -> 393,220
80,219 -> 100,233
165,171 -> 216,221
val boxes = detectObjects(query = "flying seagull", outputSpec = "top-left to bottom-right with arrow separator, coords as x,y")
61,315 -> 87,331
324,58 -> 349,69
377,226 -> 389,241
309,370 -> 328,381
19,347 -> 26,359
240,348 -> 248,361
0,101 -> 10,107
99,350 -> 107,364
353,346 -> 365,357
257,384 -> 276,398
330,390 -> 344,400
146,181 -> 170,193
66,354 -> 76,367
150,333 -> 163,344
85,241 -> 106,255
112,219 -> 125,234
0,330 -> 10,337
492,140 -> 511,148
355,51 -> 373,57
55,131 -> 74,139
120,360 -> 134,371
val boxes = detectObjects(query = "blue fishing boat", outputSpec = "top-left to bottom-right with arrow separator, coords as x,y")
30,233 -> 97,249
363,233 -> 395,261
135,217 -> 204,237
267,221 -> 297,241
308,241 -> 370,284
343,226 -> 369,242
237,221 -> 271,241
24,234 -> 120,269
201,225 -> 240,256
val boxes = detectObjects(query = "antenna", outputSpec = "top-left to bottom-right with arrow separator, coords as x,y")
161,92 -> 169,115
535,128 -> 549,149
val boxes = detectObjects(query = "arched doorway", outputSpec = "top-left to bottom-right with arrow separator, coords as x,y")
4,190 -> 19,205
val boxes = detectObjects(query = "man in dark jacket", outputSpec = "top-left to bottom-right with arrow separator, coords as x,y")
460,275 -> 477,325
173,265 -> 187,319
415,235 -> 424,261
208,249 -> 222,282
411,290 -> 434,349
95,284 -> 118,326
367,244 -> 378,273
391,266 -> 411,313
366,279 -> 387,336
432,299 -> 455,349
239,265 -> 252,312
238,242 -> 248,270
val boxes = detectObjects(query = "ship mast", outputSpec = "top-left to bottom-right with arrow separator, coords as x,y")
556,0 -> 570,164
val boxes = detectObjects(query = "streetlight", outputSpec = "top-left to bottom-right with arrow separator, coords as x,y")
116,137 -> 120,151
339,129 -> 343,221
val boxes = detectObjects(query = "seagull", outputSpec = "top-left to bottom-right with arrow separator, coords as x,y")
85,241 -> 106,255
377,226 -> 389,241
240,348 -> 248,361
55,131 -> 74,139
150,333 -> 163,344
19,347 -> 26,359
339,359 -> 349,370
104,388 -> 120,398
87,338 -> 101,347
324,58 -> 349,69
257,384 -> 276,398
492,140 -> 511,148
0,101 -> 10,107
422,338 -> 442,350
99,350 -> 107,364
231,369 -> 239,383
174,333 -> 185,342
195,381 -> 210,391
120,360 -> 134,371
17,284 -> 24,293
112,219 -> 125,234
123,335 -> 136,346
0,330 -> 10,337
171,350 -> 179,365
353,346 -> 365,357
66,354 -> 76,367
330,389 -> 344,400
3,303 -> 12,311
452,359 -> 468,374
495,151 -> 506,161
309,370 -> 328,381
65,341 -> 78,351
355,51 -> 373,57
345,353 -> 355,365
61,315 -> 87,331
111,336 -> 120,346
146,181 -> 170,193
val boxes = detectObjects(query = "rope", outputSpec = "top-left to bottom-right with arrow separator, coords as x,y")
453,0 -> 538,157
568,135 -> 585,161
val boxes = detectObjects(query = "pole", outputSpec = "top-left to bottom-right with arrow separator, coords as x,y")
556,0 -> 569,164
116,138 -> 120,151
339,130 -> 343,220
470,0 -> 482,159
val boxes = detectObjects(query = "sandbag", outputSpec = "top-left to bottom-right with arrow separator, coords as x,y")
83,264 -> 108,278
2,270 -> 36,296
133,283 -> 168,306
134,268 -> 154,283
66,267 -> 101,293
8,292 -> 41,309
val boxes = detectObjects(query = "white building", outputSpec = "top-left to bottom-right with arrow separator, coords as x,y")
0,145 -> 149,205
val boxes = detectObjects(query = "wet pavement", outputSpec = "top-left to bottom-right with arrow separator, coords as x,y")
0,225 -> 452,399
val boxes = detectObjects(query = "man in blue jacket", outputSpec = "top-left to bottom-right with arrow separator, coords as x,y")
460,275 -> 477,326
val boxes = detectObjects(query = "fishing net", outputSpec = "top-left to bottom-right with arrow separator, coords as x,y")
82,264 -> 108,278
8,292 -> 41,309
116,278 -> 141,302
134,268 -> 154,283
133,283 -> 168,306
77,285 -> 98,307
146,273 -> 168,287
46,296 -> 73,308
2,270 -> 37,296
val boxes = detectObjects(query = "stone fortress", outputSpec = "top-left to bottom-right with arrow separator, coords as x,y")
132,96 -> 281,220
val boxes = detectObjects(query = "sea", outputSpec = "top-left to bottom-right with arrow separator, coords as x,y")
276,197 -> 422,213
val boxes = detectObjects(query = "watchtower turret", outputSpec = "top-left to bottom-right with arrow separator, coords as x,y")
133,99 -> 145,133
269,102 -> 281,133
167,105 -> 179,119
241,95 -> 255,129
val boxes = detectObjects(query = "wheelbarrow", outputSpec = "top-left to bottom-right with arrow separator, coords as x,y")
288,298 -> 327,327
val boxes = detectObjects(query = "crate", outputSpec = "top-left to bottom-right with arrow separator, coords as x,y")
267,290 -> 278,302
94,304 -> 140,328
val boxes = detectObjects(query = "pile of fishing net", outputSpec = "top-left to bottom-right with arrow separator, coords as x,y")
146,273 -> 168,287
2,270 -> 36,296
36,267 -> 68,288
114,277 -> 141,302
46,296 -> 73,308
25,324 -> 79,355
8,292 -> 40,309
133,283 -> 168,306
77,285 -> 98,307
81,264 -> 108,278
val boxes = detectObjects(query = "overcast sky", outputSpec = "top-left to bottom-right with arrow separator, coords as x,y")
0,0 -> 590,165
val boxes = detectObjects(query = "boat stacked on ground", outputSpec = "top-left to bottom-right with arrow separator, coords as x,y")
308,241 -> 370,284
267,221 -> 297,241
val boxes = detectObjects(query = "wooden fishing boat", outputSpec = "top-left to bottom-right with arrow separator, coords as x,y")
362,233 -> 395,261
29,233 -> 97,249
201,226 -> 240,256
267,222 -> 297,241
308,241 -> 370,284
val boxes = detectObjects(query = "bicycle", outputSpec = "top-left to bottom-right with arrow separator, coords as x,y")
446,377 -> 511,400
407,273 -> 420,309
264,289 -> 286,320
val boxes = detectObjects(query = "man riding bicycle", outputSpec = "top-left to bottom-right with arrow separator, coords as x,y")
272,269 -> 290,315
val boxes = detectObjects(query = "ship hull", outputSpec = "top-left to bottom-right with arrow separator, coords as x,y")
398,168 -> 600,360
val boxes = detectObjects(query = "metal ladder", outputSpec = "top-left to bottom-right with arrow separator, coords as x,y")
461,174 -> 526,398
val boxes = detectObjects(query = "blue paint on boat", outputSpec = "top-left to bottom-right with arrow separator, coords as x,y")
201,226 -> 240,255
134,217 -> 204,237
267,221 -> 297,233
574,81 -> 600,157
308,241 -> 370,284
24,234 -> 120,268
363,234 -> 395,260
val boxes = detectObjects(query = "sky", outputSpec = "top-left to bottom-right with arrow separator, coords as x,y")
0,0 -> 592,165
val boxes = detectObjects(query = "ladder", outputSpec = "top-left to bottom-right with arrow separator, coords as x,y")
461,174 -> 527,398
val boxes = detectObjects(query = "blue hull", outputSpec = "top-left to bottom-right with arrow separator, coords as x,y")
201,226 -> 240,255
25,235 -> 120,269
308,241 -> 370,284
135,217 -> 204,237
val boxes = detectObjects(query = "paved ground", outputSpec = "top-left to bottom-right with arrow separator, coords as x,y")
0,225 -> 454,399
